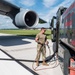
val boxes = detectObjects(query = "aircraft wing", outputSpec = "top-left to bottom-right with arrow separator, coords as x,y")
0,0 -> 47,28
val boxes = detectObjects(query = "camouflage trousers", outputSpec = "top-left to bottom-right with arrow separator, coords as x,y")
36,44 -> 46,61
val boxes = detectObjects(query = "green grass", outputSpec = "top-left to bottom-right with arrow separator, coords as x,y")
0,29 -> 51,39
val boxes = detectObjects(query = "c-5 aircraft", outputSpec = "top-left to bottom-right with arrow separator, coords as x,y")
0,0 -> 47,29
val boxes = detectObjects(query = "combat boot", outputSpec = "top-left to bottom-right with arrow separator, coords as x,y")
42,61 -> 49,66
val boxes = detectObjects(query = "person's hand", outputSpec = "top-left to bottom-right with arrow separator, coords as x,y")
45,41 -> 49,45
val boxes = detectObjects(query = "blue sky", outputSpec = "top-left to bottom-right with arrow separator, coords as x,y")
0,0 -> 74,29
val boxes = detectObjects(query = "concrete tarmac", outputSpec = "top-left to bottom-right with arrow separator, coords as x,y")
0,33 -> 63,75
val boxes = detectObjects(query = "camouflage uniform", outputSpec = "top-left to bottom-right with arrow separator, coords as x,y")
36,33 -> 47,61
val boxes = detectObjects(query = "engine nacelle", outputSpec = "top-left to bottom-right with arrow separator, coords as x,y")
15,9 -> 39,28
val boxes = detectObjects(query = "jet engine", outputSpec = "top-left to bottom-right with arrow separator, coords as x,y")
15,10 -> 39,28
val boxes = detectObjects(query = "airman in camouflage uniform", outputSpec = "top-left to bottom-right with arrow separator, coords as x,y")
35,27 -> 49,66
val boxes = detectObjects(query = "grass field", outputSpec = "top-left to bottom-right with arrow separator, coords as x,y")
0,29 -> 51,39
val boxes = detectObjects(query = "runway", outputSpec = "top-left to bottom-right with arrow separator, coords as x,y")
0,33 -> 63,75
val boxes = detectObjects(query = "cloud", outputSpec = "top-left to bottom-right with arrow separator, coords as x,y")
0,15 -> 17,29
57,0 -> 74,8
38,7 -> 58,23
43,0 -> 57,8
19,0 -> 35,7
41,0 -> 74,22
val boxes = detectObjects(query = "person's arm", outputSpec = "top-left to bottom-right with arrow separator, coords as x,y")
35,34 -> 43,45
45,40 -> 49,45
45,36 -> 49,45
35,37 -> 42,44
35,37 -> 39,42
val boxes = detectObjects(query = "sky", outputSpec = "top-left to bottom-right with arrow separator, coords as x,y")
0,0 -> 74,29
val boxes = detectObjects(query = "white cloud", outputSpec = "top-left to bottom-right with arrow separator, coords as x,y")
43,0 -> 57,8
41,0 -> 74,22
39,7 -> 57,23
20,0 -> 35,7
0,15 -> 17,29
57,0 -> 74,8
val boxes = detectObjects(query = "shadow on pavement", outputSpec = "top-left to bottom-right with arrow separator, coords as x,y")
0,35 -> 34,46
